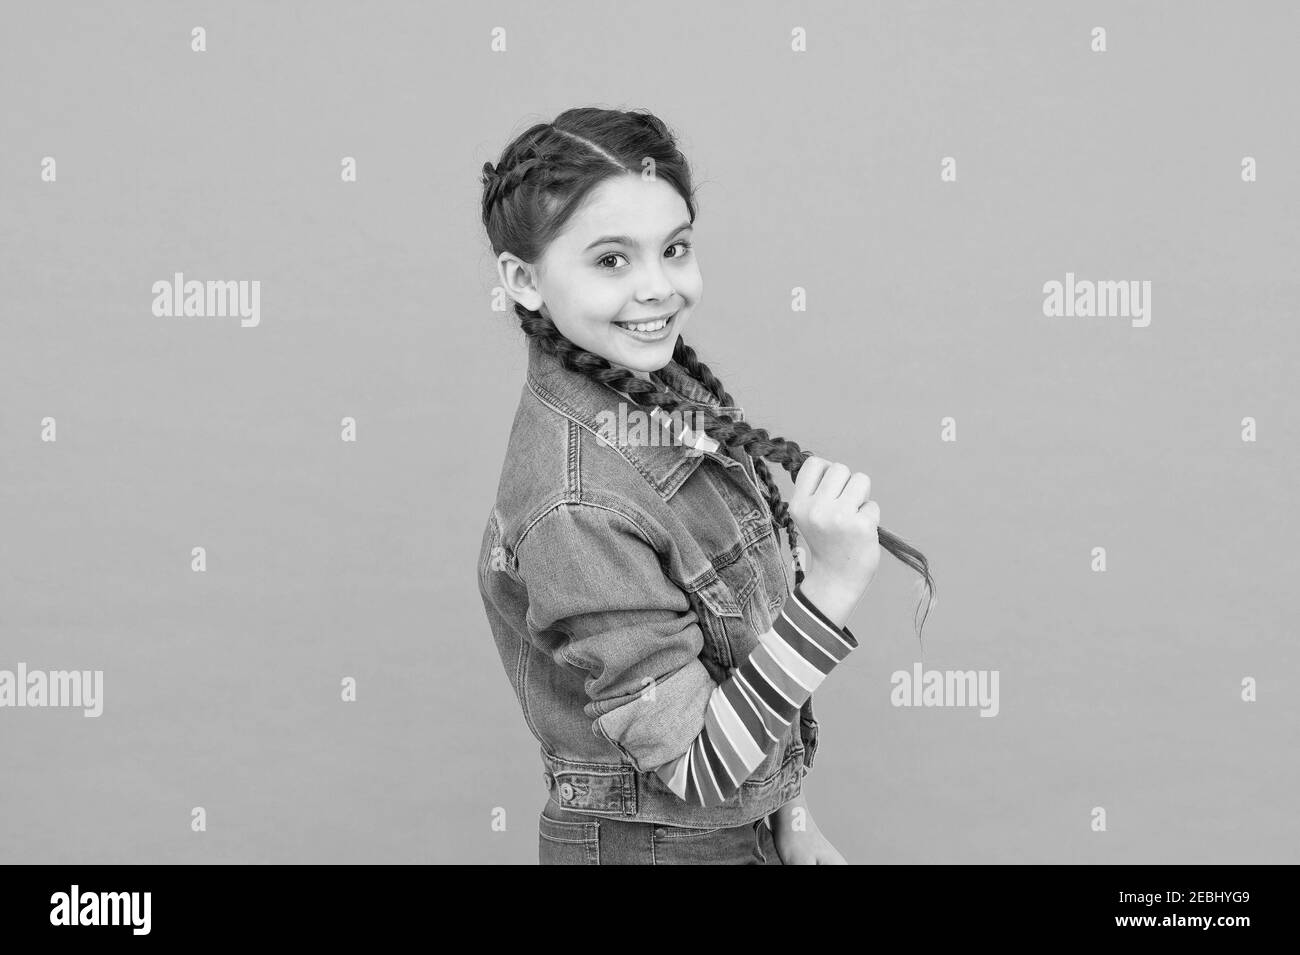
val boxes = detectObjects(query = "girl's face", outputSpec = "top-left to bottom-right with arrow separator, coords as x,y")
498,174 -> 702,381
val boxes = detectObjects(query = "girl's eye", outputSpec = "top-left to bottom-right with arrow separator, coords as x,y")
596,241 -> 693,271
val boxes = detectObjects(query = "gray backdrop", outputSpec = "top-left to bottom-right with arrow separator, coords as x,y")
2,0 -> 1296,864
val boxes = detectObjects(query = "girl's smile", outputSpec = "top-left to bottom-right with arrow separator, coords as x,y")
612,308 -> 679,342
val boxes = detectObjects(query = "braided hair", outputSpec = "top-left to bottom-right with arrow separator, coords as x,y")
482,107 -> 935,640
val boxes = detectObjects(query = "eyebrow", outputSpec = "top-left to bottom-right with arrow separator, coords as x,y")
583,221 -> 693,252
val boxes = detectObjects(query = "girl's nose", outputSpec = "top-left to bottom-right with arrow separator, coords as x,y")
636,264 -> 676,304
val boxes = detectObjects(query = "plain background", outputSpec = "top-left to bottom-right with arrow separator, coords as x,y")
1,1 -> 1296,864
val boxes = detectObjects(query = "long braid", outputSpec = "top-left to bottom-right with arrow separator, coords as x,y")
665,339 -> 807,589
520,309 -> 936,640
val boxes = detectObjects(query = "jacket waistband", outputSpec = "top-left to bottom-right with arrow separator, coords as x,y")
538,743 -> 805,828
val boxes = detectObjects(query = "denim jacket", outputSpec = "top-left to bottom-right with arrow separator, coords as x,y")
477,336 -> 831,828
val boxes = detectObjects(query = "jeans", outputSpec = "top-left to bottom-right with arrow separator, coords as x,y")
538,800 -> 784,865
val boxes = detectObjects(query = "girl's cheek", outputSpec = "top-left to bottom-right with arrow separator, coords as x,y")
686,264 -> 704,297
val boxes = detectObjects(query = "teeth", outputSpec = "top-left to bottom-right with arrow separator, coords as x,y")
618,317 -> 669,332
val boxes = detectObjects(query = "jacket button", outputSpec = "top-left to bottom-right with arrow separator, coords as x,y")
559,782 -> 574,800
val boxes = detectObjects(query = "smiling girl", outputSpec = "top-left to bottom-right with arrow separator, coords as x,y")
476,107 -> 935,864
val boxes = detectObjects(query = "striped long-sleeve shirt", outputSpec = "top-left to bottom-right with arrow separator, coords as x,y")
652,582 -> 858,807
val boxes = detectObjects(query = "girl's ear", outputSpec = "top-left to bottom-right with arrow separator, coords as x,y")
497,252 -> 544,312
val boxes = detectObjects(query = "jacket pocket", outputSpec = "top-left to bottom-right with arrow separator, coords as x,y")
749,521 -> 791,625
690,576 -> 743,670
707,522 -> 788,669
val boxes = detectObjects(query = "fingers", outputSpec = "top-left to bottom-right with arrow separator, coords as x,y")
794,456 -> 870,506
791,455 -> 830,505
841,471 -> 871,509
796,457 -> 850,501
817,462 -> 852,500
793,456 -> 879,533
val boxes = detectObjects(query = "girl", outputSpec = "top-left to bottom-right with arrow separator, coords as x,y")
476,107 -> 935,864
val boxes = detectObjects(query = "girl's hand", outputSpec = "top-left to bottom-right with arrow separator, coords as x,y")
768,793 -> 847,864
788,456 -> 882,621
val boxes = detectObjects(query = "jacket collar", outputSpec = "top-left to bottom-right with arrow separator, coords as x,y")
524,334 -> 748,500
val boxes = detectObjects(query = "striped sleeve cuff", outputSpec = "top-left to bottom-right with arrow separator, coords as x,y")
653,585 -> 858,807
792,582 -> 859,648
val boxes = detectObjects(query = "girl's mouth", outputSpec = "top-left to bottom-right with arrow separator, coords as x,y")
613,311 -> 677,342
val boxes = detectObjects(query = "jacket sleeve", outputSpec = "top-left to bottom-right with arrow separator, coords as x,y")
515,501 -> 858,808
